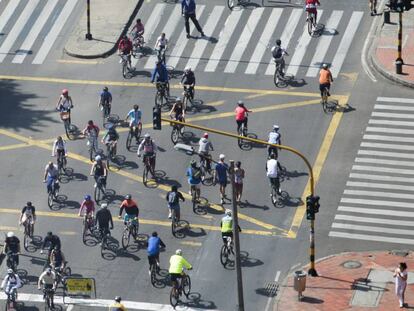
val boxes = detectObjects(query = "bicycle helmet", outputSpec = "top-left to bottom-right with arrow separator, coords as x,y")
322,63 -> 328,69
103,86 -> 108,92
46,268 -> 52,274
125,194 -> 132,200
7,232 -> 14,238
27,201 -> 32,206
190,159 -> 197,166
62,89 -> 68,95
171,185 -> 178,192
152,231 -> 158,237
101,203 -> 108,209
95,155 -> 102,162
176,249 -> 182,255
176,97 -> 182,103
276,39 -> 281,46
203,133 -> 209,138
137,18 -> 141,23
47,231 -> 53,236
237,100 -> 244,106
88,120 -> 94,126
144,133 -> 150,139
57,136 -> 62,141
225,209 -> 232,216
133,104 -> 139,110
219,154 -> 225,160
7,269 -> 13,274
115,296 -> 122,303
184,66 -> 191,72
273,125 -> 279,131
84,195 -> 91,201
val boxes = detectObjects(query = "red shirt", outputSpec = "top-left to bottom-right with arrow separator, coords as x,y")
118,39 -> 132,53
235,106 -> 249,121
79,200 -> 95,215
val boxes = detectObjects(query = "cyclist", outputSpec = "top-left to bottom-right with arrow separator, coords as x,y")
119,195 -> 139,234
55,89 -> 73,124
40,232 -> 61,256
118,35 -> 133,70
99,86 -> 112,116
38,268 -> 56,308
137,134 -> 157,178
214,154 -> 229,205
169,98 -> 185,130
305,0 -> 320,24
147,231 -> 166,273
52,136 -> 67,165
50,246 -> 66,271
102,124 -> 119,156
235,101 -> 252,134
43,161 -> 59,194
166,185 -> 185,220
1,269 -> 22,299
267,125 -> 281,158
369,0 -> 377,15
78,195 -> 95,226
151,61 -> 170,96
3,232 -> 20,268
90,155 -> 108,188
131,18 -> 145,39
181,66 -> 195,100
267,153 -> 282,196
221,209 -> 241,244
19,201 -> 36,231
319,63 -> 333,101
109,296 -> 126,311
95,203 -> 114,242
198,133 -> 213,173
186,159 -> 202,202
169,249 -> 192,289
271,39 -> 289,77
82,120 -> 100,157
125,105 -> 142,143
154,32 -> 168,64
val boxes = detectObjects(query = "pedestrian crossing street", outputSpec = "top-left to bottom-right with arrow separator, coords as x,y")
329,97 -> 414,246
135,4 -> 364,77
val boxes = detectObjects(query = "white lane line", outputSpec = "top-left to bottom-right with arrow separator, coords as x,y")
330,11 -> 364,77
365,127 -> 414,135
224,8 -> 264,73
363,134 -> 414,143
185,6 -> 225,71
377,97 -> 414,104
245,8 -> 282,75
332,223 -> 414,236
32,0 -> 78,64
353,164 -> 414,175
369,119 -> 414,127
335,214 -> 414,227
12,0 -> 58,64
306,10 -> 343,77
329,231 -> 414,245
264,270 -> 281,311
358,149 -> 414,159
144,5 -> 182,69
205,10 -> 243,72
0,0 -> 39,62
361,142 -> 414,151
372,112 -> 414,119
0,0 -> 21,35
265,9 -> 302,75
338,206 -> 414,217
167,6 -> 205,69
347,181 -> 414,191
341,197 -> 414,208
355,157 -> 414,167
344,189 -> 414,200
375,104 -> 414,111
350,173 -> 414,183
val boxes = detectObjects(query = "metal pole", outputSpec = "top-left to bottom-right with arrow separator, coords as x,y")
395,11 -> 403,74
308,219 -> 317,276
229,160 -> 245,311
85,0 -> 92,40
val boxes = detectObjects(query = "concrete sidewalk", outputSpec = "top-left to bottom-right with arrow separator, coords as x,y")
370,8 -> 414,88
64,0 -> 143,58
274,251 -> 414,311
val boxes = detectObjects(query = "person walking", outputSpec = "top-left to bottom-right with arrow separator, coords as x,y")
214,154 -> 229,205
181,0 -> 204,39
394,262 -> 408,308
234,161 -> 245,205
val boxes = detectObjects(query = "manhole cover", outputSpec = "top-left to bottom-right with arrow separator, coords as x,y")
390,250 -> 409,257
342,260 -> 362,269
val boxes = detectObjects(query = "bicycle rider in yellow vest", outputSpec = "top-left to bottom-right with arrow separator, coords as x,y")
169,249 -> 192,288
221,209 -> 242,244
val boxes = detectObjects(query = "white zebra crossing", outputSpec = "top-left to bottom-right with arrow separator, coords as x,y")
329,97 -> 414,246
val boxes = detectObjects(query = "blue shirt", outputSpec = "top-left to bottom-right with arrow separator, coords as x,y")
182,0 -> 196,14
127,109 -> 142,122
215,162 -> 228,183
151,64 -> 169,83
100,90 -> 112,103
186,166 -> 201,185
147,236 -> 162,256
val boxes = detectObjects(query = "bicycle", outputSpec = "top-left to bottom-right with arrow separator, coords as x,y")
171,208 -> 180,236
5,288 -> 18,311
237,121 -> 248,149
156,47 -> 166,64
131,33 -> 145,57
228,0 -> 246,10
101,102 -> 111,123
121,217 -> 139,249
23,218 -> 34,251
154,82 -> 169,109
94,176 -> 106,203
170,272 -> 191,308
6,251 -> 18,272
47,179 -> 59,208
170,119 -> 184,145
42,287 -> 55,310
56,152 -> 67,181
82,215 -> 95,243
182,85 -> 194,112
53,263 -> 71,288
59,111 -> 74,140
86,136 -> 98,162
320,86 -> 338,113
190,185 -> 199,213
200,155 -> 213,185
270,177 -> 281,207
105,141 -> 117,168
97,227 -> 111,256
220,236 -> 235,267
120,54 -> 130,78
126,122 -> 142,150
149,259 -> 158,286
307,11 -> 317,35
143,154 -> 156,185
273,62 -> 290,88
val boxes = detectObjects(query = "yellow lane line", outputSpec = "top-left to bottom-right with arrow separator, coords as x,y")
179,241 -> 202,247
0,143 -> 31,151
57,59 -> 102,65
245,93 -> 270,99
287,96 -> 349,238
0,74 -> 323,97
0,225 -> 18,231
206,100 -> 226,107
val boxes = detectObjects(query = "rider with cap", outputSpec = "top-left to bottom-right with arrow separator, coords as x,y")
319,63 -> 333,100
305,0 -> 320,24
19,202 -> 36,232
118,195 -> 139,233
137,134 -> 157,177
38,268 -> 57,308
169,249 -> 192,289
1,269 -> 22,299
3,232 -> 20,268
56,89 -> 73,123
125,105 -> 142,143
78,195 -> 95,228
271,39 -> 289,77
198,133 -> 213,172
102,123 -> 119,156
99,86 -> 112,117
268,125 -> 282,158
221,209 -> 242,245
95,203 -> 114,240
118,34 -> 133,69
186,159 -> 202,201
109,296 -> 127,311
90,155 -> 108,188
235,101 -> 252,134
169,97 -> 185,123
43,161 -> 59,194
181,66 -> 196,101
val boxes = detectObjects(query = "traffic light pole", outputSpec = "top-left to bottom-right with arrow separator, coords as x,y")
85,0 -> 92,40
397,11 -> 403,63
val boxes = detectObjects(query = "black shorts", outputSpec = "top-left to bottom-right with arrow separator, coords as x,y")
319,83 -> 330,93
170,273 -> 182,283
222,232 -> 233,243
148,254 -> 159,265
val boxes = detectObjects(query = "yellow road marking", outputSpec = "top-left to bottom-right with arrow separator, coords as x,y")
245,93 -> 270,99
179,241 -> 202,247
0,226 -> 18,231
57,59 -> 101,65
207,100 -> 226,107
288,96 -> 349,238
0,74 -> 323,97
0,143 -> 30,151
59,231 -> 77,235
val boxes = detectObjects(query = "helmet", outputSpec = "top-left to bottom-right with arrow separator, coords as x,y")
47,231 -> 53,236
46,268 -> 52,274
226,209 -> 232,216
237,100 -> 244,106
57,136 -> 62,141
322,63 -> 328,69
125,194 -> 132,200
115,296 -> 122,303
176,97 -> 182,103
84,195 -> 91,201
203,133 -> 208,138
171,185 -> 178,192
27,201 -> 32,207
273,125 -> 279,131
7,269 -> 13,274
101,203 -> 108,209
152,231 -> 158,237
103,86 -> 108,92
133,104 -> 139,110
190,159 -> 197,166
48,161 -> 53,166
95,155 -> 101,161
219,154 -> 225,160
144,133 -> 150,139
184,66 -> 191,72
7,232 -> 14,238
88,120 -> 94,125
176,249 -> 182,255
62,89 -> 68,95
276,39 -> 281,46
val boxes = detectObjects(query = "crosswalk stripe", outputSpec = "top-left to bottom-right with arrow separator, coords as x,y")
374,104 -> 414,111
350,173 -> 414,183
355,157 -> 414,167
341,197 -> 414,208
365,127 -> 414,135
332,222 -> 414,236
347,180 -> 414,191
32,0 -> 78,64
265,9 -> 302,75
306,10 -> 343,77
245,8 -> 282,75
0,0 -> 21,35
12,0 -> 58,64
205,10 -> 243,72
335,214 -> 414,226
329,231 -> 414,245
358,149 -> 414,159
372,112 -> 414,119
0,0 -> 39,62
330,11 -> 363,77
144,5 -> 182,69
363,134 -> 414,143
344,189 -> 414,200
377,97 -> 414,104
185,6 -> 225,71
360,142 -> 414,151
224,8 -> 264,73
338,206 -> 414,217
369,119 -> 414,127
167,6 -> 205,69
353,164 -> 414,175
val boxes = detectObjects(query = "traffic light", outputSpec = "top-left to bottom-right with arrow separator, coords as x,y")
306,195 -> 315,220
153,106 -> 161,130
313,196 -> 320,214
403,0 -> 412,10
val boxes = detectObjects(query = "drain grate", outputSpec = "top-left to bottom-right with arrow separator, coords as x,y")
342,260 -> 362,269
264,282 -> 279,297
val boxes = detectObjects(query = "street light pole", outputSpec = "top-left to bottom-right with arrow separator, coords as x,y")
85,0 -> 93,40
229,160 -> 245,311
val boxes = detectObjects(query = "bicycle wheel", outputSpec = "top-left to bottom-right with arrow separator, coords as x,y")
64,121 -> 71,140
150,264 -> 157,286
100,235 -> 107,256
237,127 -> 244,148
122,62 -> 128,78
170,287 -> 179,308
154,92 -> 163,108
89,146 -> 94,162
171,210 -> 177,236
122,228 -> 130,249
220,244 -> 229,267
126,130 -> 133,150
94,184 -> 101,203
135,123 -> 142,141
171,127 -> 179,145
24,231 -> 30,251
64,266 -> 72,276
103,105 -> 110,122
227,0 -> 236,9
191,189 -> 197,213
183,96 -> 188,112
321,89 -> 329,113
307,16 -> 313,35
182,275 -> 191,297
47,191 -> 53,208
82,221 -> 88,243
143,165 -> 148,185
271,186 -> 278,207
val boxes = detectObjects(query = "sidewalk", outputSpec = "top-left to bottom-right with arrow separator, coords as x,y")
64,0 -> 143,58
274,251 -> 414,311
370,8 -> 414,88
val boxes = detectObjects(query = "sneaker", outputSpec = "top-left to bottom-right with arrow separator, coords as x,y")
278,189 -> 282,195
189,190 -> 192,195
168,212 -> 172,219
186,34 -> 190,39
220,199 -> 224,205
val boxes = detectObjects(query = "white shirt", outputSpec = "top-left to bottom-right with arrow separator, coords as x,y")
395,269 -> 408,288
58,95 -> 73,110
268,131 -> 280,144
155,36 -> 168,50
45,164 -> 59,178
198,138 -> 213,154
52,139 -> 67,156
38,271 -> 56,286
1,274 -> 22,289
266,159 -> 278,178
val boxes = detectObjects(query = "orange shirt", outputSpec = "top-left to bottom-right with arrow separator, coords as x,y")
319,69 -> 332,84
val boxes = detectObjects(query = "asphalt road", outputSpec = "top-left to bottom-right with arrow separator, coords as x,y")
1,0 -> 412,310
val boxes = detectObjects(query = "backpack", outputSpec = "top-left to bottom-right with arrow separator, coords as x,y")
168,192 -> 179,205
192,167 -> 201,179
272,47 -> 282,59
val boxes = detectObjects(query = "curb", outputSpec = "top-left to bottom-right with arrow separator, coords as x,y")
64,0 -> 144,59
